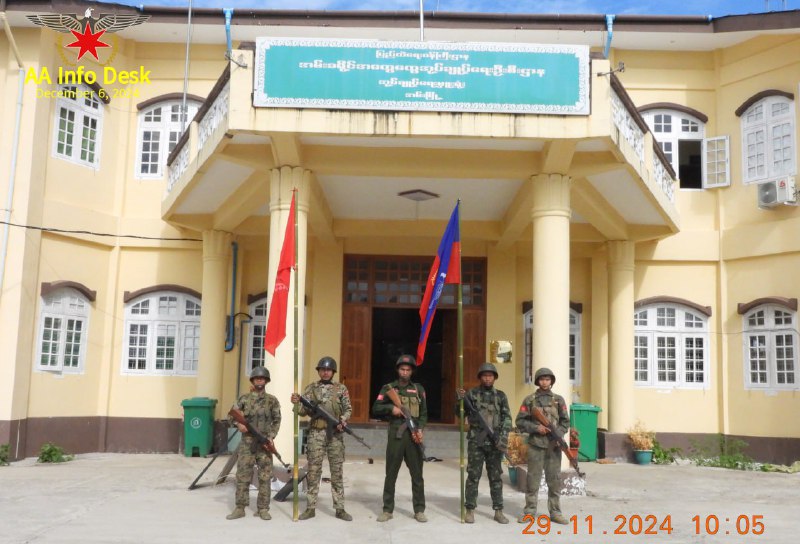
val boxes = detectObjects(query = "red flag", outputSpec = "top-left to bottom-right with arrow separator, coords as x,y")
264,192 -> 296,356
417,202 -> 461,365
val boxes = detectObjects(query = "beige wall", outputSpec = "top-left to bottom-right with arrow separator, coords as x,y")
2,23 -> 799,453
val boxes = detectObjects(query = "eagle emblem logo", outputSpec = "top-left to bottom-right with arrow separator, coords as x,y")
27,8 -> 149,61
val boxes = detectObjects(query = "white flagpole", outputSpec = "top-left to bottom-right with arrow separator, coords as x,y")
419,0 -> 425,41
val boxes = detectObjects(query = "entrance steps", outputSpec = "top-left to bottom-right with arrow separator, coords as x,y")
309,422 -> 463,460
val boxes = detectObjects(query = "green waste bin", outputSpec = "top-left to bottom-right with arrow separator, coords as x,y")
570,403 -> 602,462
181,397 -> 217,457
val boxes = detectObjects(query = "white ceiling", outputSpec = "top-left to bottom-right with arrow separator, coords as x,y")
318,175 -> 524,221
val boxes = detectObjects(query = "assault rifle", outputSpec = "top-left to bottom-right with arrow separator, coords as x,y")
298,395 -> 370,448
228,408 -> 289,469
531,407 -> 585,478
385,388 -> 425,458
460,393 -> 513,463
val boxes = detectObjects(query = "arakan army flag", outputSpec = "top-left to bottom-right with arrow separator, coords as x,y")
417,202 -> 461,365
264,192 -> 296,356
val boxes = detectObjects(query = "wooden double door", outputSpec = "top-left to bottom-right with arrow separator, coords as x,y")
339,255 -> 486,423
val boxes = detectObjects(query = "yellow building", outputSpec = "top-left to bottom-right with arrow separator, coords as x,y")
1,2 -> 798,463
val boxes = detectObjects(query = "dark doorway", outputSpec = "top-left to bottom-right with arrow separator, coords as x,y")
370,308 -> 453,423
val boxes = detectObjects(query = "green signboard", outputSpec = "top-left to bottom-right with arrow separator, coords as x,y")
254,38 -> 589,115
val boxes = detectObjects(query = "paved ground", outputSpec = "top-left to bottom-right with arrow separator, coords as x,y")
0,453 -> 797,543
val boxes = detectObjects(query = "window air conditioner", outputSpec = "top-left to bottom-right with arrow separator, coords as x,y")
757,177 -> 797,209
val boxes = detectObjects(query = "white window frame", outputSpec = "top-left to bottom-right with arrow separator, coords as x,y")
523,307 -> 582,385
742,305 -> 798,390
135,100 -> 200,179
122,291 -> 202,376
247,299 -> 268,375
741,95 -> 796,185
36,288 -> 91,374
643,109 -> 730,189
633,303 -> 710,389
52,84 -> 103,168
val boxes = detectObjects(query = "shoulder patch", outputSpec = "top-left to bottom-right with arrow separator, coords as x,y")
519,405 -> 528,412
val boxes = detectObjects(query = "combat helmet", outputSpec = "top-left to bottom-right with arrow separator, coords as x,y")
316,356 -> 337,373
250,366 -> 271,382
396,354 -> 416,369
534,367 -> 555,386
476,362 -> 499,379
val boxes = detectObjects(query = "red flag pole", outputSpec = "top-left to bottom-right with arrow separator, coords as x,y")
291,189 -> 299,521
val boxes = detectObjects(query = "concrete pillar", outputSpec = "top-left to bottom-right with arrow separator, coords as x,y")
268,166 -> 310,455
590,249 -> 609,429
196,230 -> 231,403
531,173 -> 572,397
607,240 -> 635,432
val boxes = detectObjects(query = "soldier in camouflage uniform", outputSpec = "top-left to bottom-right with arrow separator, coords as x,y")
226,366 -> 282,521
514,367 -> 570,525
290,356 -> 353,522
456,362 -> 512,524
372,354 -> 428,523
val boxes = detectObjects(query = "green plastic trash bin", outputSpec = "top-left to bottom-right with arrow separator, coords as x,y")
181,397 -> 217,457
570,403 -> 602,462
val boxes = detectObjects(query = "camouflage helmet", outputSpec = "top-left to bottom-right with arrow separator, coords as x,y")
477,362 -> 499,379
395,354 -> 416,370
316,356 -> 337,373
534,367 -> 555,386
250,366 -> 271,382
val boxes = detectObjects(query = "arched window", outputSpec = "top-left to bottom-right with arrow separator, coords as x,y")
135,99 -> 200,178
37,287 -> 91,373
122,291 -> 201,375
743,305 -> 797,389
53,85 -> 103,168
634,302 -> 709,388
247,298 -> 268,375
642,108 -> 728,190
740,94 -> 796,185
522,306 -> 582,385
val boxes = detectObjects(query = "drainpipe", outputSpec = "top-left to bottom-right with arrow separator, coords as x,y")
224,241 -> 238,351
604,14 -> 615,59
224,8 -> 233,59
236,317 -> 252,399
0,13 -> 25,299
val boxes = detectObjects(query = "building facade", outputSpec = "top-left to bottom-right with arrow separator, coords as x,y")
1,2 -> 798,463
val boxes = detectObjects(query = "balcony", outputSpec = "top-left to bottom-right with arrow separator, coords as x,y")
164,51 -> 679,244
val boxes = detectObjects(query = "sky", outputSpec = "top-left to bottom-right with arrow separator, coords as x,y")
100,0 -> 798,18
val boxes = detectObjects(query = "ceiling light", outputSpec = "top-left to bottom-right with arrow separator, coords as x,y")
398,189 -> 439,202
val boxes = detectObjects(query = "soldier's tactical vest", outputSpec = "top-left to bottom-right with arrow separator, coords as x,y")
527,391 -> 561,448
473,388 -> 502,430
398,385 -> 422,418
309,382 -> 343,429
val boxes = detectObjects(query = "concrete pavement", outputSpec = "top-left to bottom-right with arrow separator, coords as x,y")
0,453 -> 797,543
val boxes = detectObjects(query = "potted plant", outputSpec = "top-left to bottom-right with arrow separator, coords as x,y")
505,430 -> 528,486
569,427 -> 580,459
627,420 -> 655,465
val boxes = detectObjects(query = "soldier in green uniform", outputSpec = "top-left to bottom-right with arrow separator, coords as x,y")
290,356 -> 354,522
226,366 -> 282,520
372,354 -> 428,523
456,362 -> 512,524
514,367 -> 570,525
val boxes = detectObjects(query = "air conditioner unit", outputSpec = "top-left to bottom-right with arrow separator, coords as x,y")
757,177 -> 797,209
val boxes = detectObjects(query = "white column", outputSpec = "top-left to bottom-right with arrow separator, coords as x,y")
196,230 -> 232,404
607,240 -> 635,432
267,166 -> 310,455
531,173 -> 572,398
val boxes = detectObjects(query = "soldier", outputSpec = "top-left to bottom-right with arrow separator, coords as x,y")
290,356 -> 353,521
456,362 -> 512,524
226,366 -> 282,520
372,354 -> 428,523
514,367 -> 570,525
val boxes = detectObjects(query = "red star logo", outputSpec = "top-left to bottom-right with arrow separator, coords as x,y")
65,23 -> 110,61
